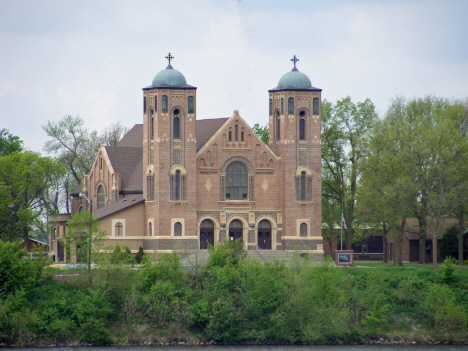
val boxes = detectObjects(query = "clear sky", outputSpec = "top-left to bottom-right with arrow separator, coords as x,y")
1,0 -> 467,153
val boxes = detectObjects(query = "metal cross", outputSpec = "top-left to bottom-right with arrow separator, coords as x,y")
165,53 -> 174,65
290,55 -> 299,68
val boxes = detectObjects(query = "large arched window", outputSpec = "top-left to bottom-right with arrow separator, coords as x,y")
299,111 -> 306,141
276,112 -> 280,141
174,222 -> 182,236
115,222 -> 123,236
188,96 -> 194,113
97,185 -> 105,209
295,167 -> 312,202
173,116 -> 180,139
175,170 -> 181,200
313,97 -> 319,115
162,95 -> 168,112
288,97 -> 294,114
226,162 -> 248,200
300,223 -> 307,237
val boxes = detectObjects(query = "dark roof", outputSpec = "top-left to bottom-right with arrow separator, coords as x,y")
106,146 -> 143,191
403,218 -> 463,240
71,183 -> 82,196
196,118 -> 229,152
93,194 -> 144,220
117,124 -> 143,148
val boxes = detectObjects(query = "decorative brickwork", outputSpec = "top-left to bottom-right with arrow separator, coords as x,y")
255,212 -> 277,221
226,212 -> 249,221
299,150 -> 306,166
248,230 -> 255,243
219,230 -> 226,242
197,212 -> 220,221
276,230 -> 282,243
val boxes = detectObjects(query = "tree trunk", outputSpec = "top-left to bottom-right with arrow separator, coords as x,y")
383,223 -> 388,262
394,219 -> 405,266
432,237 -> 438,269
458,208 -> 464,265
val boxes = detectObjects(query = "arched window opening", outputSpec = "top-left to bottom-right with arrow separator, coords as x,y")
148,222 -> 153,236
269,98 -> 272,115
175,170 -> 181,200
201,219 -> 214,228
188,96 -> 194,113
276,112 -> 280,141
174,222 -> 182,236
162,95 -> 168,112
299,111 -> 306,141
258,220 -> 271,229
235,125 -> 238,142
229,219 -> 243,241
150,115 -> 154,139
100,157 -> 103,170
226,162 -> 248,200
301,171 -> 306,201
200,219 -> 214,249
241,131 -> 244,142
173,116 -> 180,139
97,185 -> 105,209
115,222 -> 123,236
288,97 -> 294,115
281,98 -> 284,115
300,223 -> 307,237
154,95 -> 158,111
313,97 -> 319,115
229,131 -> 232,142
143,96 -> 146,113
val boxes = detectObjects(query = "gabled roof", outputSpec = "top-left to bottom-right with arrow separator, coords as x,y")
105,147 -> 143,192
196,118 -> 229,152
93,194 -> 144,220
117,124 -> 143,148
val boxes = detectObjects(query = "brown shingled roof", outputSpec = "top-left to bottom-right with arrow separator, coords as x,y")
196,118 -> 229,152
93,194 -> 144,220
105,146 -> 143,191
117,124 -> 143,147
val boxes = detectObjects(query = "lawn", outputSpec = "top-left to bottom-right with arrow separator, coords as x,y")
353,259 -> 468,271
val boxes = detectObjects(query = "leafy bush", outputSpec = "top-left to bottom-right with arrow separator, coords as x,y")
440,225 -> 468,260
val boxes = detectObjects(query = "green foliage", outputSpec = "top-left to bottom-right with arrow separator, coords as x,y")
206,239 -> 247,268
362,294 -> 390,335
0,129 -> 23,156
440,225 -> 468,260
252,123 -> 269,145
135,246 -> 144,263
442,256 -> 456,282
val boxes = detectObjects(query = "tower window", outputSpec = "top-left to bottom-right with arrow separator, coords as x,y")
162,95 -> 168,113
288,97 -> 294,115
299,111 -> 306,141
300,223 -> 307,237
143,96 -> 146,113
281,98 -> 284,115
97,185 -> 105,209
175,170 -> 181,200
188,96 -> 194,113
301,171 -> 306,201
154,95 -> 157,111
295,168 -> 312,202
174,222 -> 182,236
150,116 -> 154,139
269,98 -> 272,116
313,98 -> 319,115
276,112 -> 280,141
226,162 -> 248,200
173,116 -> 180,139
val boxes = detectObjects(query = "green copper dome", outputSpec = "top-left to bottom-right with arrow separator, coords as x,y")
152,64 -> 187,87
277,67 -> 312,89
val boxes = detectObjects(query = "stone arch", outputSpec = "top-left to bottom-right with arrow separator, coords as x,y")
145,164 -> 155,175
169,164 -> 187,175
295,165 -> 313,176
220,156 -> 254,174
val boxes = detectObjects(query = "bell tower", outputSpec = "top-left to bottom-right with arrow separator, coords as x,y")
142,53 -> 198,243
268,55 -> 323,251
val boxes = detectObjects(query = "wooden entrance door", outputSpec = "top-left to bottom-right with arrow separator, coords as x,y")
229,219 -> 243,241
200,219 -> 214,249
257,219 -> 272,250
57,240 -> 64,262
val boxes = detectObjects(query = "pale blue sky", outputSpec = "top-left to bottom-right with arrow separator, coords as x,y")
1,0 -> 467,152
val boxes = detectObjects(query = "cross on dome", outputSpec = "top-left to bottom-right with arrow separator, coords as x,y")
290,55 -> 299,69
165,52 -> 174,66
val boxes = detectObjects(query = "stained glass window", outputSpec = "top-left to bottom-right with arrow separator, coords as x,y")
226,162 -> 248,200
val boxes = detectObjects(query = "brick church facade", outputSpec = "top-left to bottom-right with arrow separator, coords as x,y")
51,54 -> 324,258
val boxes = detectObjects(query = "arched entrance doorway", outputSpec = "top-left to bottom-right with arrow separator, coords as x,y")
258,220 -> 272,250
200,219 -> 214,249
229,219 -> 243,241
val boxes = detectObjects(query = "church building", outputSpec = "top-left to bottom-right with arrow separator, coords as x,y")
52,54 -> 324,259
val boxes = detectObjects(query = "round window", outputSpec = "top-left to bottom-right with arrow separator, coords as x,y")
173,108 -> 180,116
299,111 -> 306,118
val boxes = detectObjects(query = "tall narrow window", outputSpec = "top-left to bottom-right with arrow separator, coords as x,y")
269,98 -> 272,115
143,96 -> 146,113
281,98 -> 284,115
299,111 -> 306,141
241,131 -> 244,142
276,112 -> 280,141
175,170 -> 180,200
149,222 -> 153,236
115,222 -> 123,236
288,97 -> 294,114
150,116 -> 154,139
301,171 -> 306,201
162,95 -> 168,112
188,96 -> 194,113
174,222 -> 182,236
154,95 -> 158,112
300,223 -> 307,237
235,125 -> 238,142
173,117 -> 180,139
97,185 -> 105,209
229,131 -> 232,142
313,98 -> 319,115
